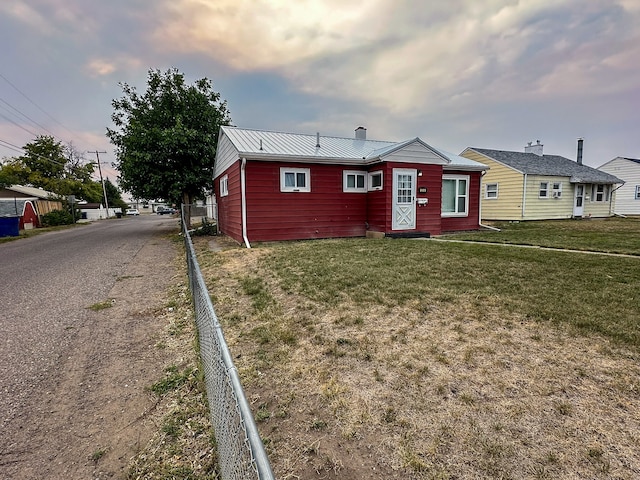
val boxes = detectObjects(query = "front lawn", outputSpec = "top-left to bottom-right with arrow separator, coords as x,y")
198,235 -> 640,480
439,217 -> 640,255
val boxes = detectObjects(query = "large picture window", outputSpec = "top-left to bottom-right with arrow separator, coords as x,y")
442,175 -> 469,216
280,167 -> 310,192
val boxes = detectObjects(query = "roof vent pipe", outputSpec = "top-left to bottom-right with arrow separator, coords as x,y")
577,137 -> 583,165
355,126 -> 367,140
259,139 -> 263,151
316,132 -> 320,148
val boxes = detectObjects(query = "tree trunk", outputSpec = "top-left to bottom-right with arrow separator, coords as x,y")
182,192 -> 191,229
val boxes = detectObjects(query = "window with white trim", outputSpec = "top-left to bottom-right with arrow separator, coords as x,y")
219,175 -> 228,197
343,170 -> 366,192
442,175 -> 469,216
591,184 -> 609,202
552,182 -> 562,198
485,183 -> 498,199
280,167 -> 310,192
635,185 -> 640,200
368,171 -> 383,191
539,182 -> 549,198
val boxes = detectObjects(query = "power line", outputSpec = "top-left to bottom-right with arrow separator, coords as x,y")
0,111 -> 40,138
0,72 -> 77,140
0,96 -> 57,137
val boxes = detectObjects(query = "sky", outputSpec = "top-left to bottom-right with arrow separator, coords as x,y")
1,0 -> 639,190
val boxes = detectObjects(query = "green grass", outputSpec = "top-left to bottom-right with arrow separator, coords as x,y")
88,299 -> 114,311
263,237 -> 640,348
439,217 -> 640,255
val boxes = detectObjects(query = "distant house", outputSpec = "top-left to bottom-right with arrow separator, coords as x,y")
597,157 -> 640,215
0,185 -> 62,229
213,126 -> 488,245
460,140 -> 623,221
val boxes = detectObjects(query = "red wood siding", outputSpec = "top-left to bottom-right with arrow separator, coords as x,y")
365,164 -> 389,233
216,161 -> 243,244
244,162 -> 368,242
412,163 -> 443,236
441,170 -> 482,232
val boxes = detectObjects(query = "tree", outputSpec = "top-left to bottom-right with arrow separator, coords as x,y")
107,68 -> 231,226
0,135 -> 99,200
104,178 -> 128,210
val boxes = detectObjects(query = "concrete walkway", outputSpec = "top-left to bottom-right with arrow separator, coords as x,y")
427,237 -> 640,259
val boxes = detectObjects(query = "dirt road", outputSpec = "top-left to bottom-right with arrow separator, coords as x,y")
0,216 -> 180,479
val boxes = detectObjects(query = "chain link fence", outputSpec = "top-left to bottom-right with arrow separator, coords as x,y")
182,214 -> 275,480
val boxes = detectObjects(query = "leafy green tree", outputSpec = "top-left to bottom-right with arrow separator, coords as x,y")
104,178 -> 128,209
107,68 -> 231,226
0,136 -> 98,200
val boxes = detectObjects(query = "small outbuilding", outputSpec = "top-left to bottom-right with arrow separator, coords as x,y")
213,126 -> 488,245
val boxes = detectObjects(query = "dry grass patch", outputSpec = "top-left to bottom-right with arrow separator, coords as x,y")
195,236 -> 640,480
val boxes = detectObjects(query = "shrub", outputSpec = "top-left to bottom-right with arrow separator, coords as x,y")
41,209 -> 74,226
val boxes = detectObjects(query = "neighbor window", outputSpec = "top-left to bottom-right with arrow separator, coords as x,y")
219,175 -> 228,197
635,185 -> 640,200
343,170 -> 367,192
442,175 -> 469,216
280,167 -> 310,192
368,171 -> 383,191
485,183 -> 498,199
552,182 -> 562,198
539,182 -> 549,198
591,184 -> 609,202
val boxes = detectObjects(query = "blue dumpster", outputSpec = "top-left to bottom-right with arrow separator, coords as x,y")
0,216 -> 20,237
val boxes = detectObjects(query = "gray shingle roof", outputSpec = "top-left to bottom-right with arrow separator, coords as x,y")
471,148 -> 623,184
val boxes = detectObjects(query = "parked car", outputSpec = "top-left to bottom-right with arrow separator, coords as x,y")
156,206 -> 176,215
126,208 -> 140,216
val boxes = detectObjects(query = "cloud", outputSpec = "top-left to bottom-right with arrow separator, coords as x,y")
147,0 -> 638,120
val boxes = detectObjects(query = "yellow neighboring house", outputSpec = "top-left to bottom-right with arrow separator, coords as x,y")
460,141 -> 623,221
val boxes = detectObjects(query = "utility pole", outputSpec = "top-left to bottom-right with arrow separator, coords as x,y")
89,150 -> 109,217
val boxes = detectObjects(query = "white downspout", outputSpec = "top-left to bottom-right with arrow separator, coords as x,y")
479,171 -> 500,231
240,157 -> 251,249
521,173 -> 528,219
609,183 -> 624,217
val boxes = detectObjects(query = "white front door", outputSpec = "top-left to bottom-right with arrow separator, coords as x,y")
392,168 -> 416,230
574,184 -> 585,217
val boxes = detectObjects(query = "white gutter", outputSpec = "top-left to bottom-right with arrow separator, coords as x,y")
522,173 -> 528,219
240,157 -> 251,249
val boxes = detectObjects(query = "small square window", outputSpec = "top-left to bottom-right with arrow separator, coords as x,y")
280,168 -> 310,192
343,171 -> 367,192
552,182 -> 562,198
485,183 -> 498,199
219,175 -> 228,197
635,185 -> 640,200
539,182 -> 549,198
368,171 -> 383,191
592,184 -> 609,202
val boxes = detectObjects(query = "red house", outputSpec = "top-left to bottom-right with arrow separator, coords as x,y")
213,126 -> 488,246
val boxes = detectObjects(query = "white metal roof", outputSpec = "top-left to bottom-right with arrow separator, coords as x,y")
3,185 -> 57,199
220,126 -> 487,170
